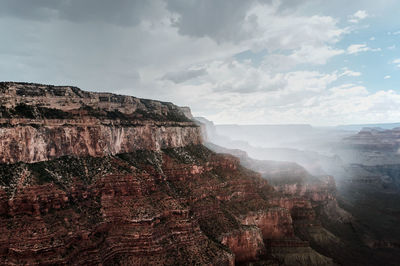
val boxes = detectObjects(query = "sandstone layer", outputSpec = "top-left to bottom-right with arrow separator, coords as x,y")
0,82 -> 201,164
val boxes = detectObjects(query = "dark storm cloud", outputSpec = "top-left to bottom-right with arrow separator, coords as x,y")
276,0 -> 310,11
164,0 -> 310,43
0,0 -> 306,41
0,0 -> 160,26
165,0 -> 256,42
0,0 -> 59,20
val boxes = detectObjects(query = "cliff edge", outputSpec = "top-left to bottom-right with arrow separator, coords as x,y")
0,82 -> 201,164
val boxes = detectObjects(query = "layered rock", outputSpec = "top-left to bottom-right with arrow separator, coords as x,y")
0,153 -> 235,265
0,82 -> 341,265
342,127 -> 400,151
338,127 -> 400,165
220,226 -> 265,263
0,82 -> 201,164
205,143 -> 347,264
0,122 -> 201,164
240,208 -> 295,240
0,143 -> 320,265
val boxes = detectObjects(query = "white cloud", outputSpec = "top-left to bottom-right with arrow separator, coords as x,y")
347,44 -> 381,54
4,0 -> 396,126
348,10 -> 369,23
384,75 -> 391,79
259,45 -> 344,72
392,58 -> 400,68
250,11 -> 346,52
169,59 -> 350,123
388,45 -> 396,50
340,68 -> 362,77
288,45 -> 344,65
167,55 -> 400,126
184,59 -> 341,94
369,36 -> 375,41
191,78 -> 400,126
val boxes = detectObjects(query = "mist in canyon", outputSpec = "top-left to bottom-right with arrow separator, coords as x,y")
196,116 -> 400,265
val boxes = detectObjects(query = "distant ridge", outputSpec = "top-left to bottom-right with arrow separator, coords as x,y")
336,122 -> 400,131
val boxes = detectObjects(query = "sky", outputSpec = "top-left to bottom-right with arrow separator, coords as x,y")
1,0 -> 400,126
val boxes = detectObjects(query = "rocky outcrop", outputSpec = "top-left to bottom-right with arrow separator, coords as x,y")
0,82 -> 189,117
220,226 -> 265,263
241,208 -> 295,240
0,122 -> 201,164
0,82 -> 201,164
338,127 -> 400,165
342,127 -> 400,151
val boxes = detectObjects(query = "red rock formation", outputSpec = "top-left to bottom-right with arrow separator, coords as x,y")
0,153 -> 238,265
0,143 -> 337,265
241,208 -> 295,239
0,82 -> 202,164
0,82 -> 338,265
220,226 -> 265,263
0,122 -> 201,164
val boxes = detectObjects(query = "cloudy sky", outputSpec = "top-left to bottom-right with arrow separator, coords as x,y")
1,0 -> 400,126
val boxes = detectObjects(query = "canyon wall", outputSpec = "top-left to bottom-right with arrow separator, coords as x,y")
0,82 -> 201,164
0,82 -> 340,265
0,142 -> 337,265
337,127 -> 400,165
0,122 -> 201,164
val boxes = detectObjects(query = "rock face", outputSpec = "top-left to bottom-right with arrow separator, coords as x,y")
0,82 -> 341,265
205,143 -> 353,265
338,127 -> 400,165
0,123 -> 201,164
220,226 -> 265,263
0,82 -> 201,164
0,150 -> 237,265
342,127 -> 400,151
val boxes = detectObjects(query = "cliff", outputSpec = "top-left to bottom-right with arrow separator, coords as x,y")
337,127 -> 400,165
0,82 -> 339,265
0,82 -> 201,164
204,143 -> 356,265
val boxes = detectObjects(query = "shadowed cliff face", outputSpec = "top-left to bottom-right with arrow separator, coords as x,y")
0,83 -> 344,265
336,128 -> 400,166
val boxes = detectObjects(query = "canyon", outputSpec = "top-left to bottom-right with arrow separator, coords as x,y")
0,82 -> 397,265
199,118 -> 400,266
